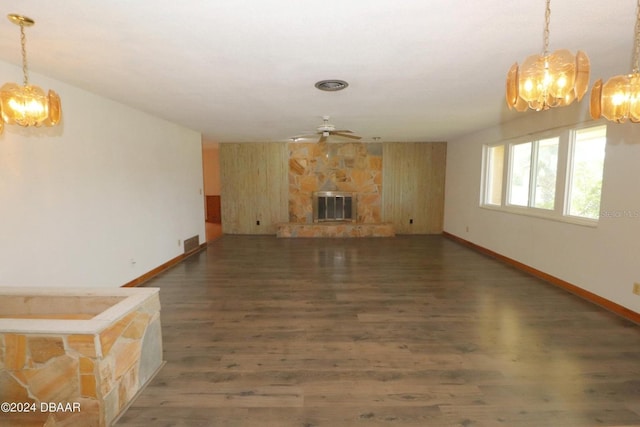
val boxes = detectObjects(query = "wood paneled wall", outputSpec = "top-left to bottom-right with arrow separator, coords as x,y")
382,142 -> 447,234
220,141 -> 445,235
220,143 -> 289,234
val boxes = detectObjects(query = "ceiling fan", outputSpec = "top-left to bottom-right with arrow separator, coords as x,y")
298,116 -> 362,143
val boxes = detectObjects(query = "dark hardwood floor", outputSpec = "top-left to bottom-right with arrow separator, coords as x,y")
116,235 -> 640,427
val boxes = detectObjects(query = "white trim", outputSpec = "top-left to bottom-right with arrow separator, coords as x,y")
480,205 -> 599,227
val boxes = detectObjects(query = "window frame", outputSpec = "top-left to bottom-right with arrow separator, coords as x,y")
480,123 -> 606,227
481,143 -> 506,207
505,136 -> 561,211
506,140 -> 533,208
563,125 -> 608,222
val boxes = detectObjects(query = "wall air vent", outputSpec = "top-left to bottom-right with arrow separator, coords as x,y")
183,235 -> 200,254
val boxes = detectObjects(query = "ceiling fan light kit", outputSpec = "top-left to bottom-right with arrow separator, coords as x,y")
304,80 -> 361,142
314,116 -> 362,143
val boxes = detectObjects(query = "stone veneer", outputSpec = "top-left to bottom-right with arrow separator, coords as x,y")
277,222 -> 395,238
0,287 -> 162,427
289,142 -> 383,223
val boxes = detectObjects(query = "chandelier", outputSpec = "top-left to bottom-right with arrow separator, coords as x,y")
590,0 -> 640,123
0,14 -> 61,134
506,0 -> 590,112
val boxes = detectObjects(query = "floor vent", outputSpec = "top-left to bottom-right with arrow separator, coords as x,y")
183,235 -> 200,253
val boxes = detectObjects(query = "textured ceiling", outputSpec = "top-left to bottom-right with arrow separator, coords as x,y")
0,1 -> 634,143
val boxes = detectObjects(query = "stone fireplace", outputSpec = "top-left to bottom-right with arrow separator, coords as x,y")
288,142 -> 382,224
279,142 -> 395,237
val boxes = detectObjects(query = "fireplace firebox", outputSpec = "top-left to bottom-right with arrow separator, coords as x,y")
313,191 -> 356,223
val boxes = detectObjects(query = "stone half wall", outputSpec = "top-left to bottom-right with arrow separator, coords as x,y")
288,142 -> 382,223
0,294 -> 162,427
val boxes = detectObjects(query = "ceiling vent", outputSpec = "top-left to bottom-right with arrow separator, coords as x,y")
314,80 -> 349,91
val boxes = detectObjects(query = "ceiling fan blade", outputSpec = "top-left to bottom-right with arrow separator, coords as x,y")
318,134 -> 327,143
290,136 -> 310,142
332,131 -> 362,140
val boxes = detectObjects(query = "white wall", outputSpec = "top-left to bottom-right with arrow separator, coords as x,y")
0,60 -> 205,287
445,101 -> 640,314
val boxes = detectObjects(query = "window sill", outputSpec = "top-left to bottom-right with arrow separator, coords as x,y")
480,204 -> 598,228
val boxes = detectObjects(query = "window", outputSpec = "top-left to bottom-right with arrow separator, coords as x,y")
481,124 -> 606,224
506,137 -> 559,210
507,142 -> 532,206
566,126 -> 607,220
483,144 -> 504,206
532,137 -> 559,210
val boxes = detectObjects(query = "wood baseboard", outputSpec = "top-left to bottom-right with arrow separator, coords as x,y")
121,243 -> 207,288
442,231 -> 640,324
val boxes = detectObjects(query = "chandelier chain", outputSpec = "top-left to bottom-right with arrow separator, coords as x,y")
543,0 -> 551,56
19,22 -> 29,86
634,0 -> 640,74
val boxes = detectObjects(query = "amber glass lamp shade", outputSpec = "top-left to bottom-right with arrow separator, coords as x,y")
0,14 -> 62,133
590,74 -> 640,123
506,49 -> 590,112
0,83 -> 61,128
